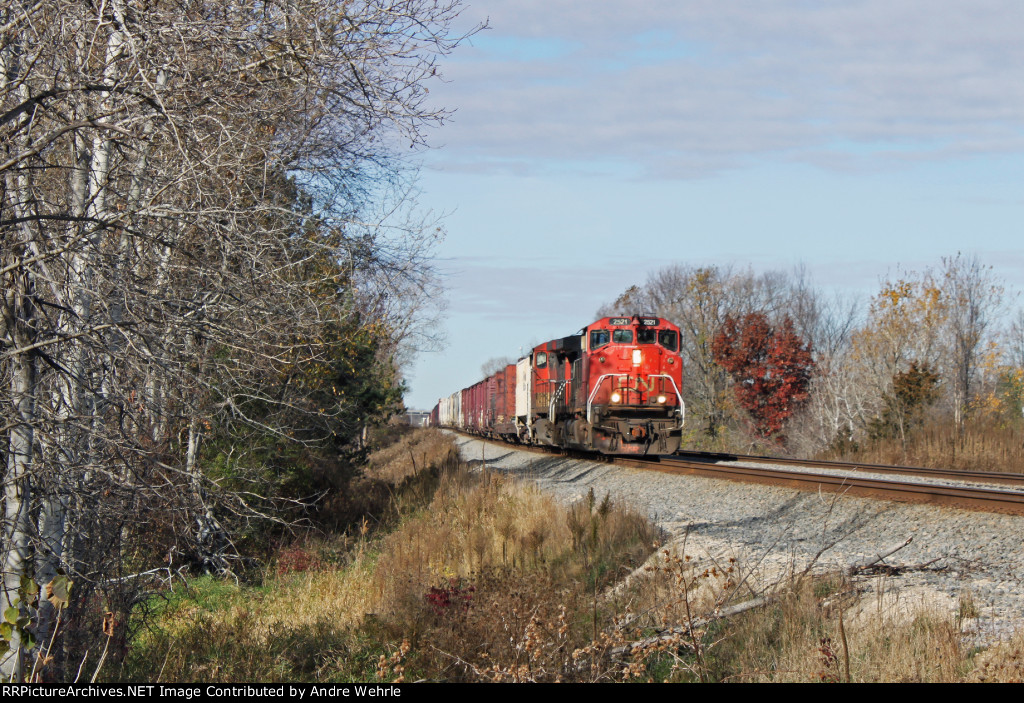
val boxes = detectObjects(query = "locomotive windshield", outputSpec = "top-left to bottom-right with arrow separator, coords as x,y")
659,330 -> 679,351
592,320 -> 679,351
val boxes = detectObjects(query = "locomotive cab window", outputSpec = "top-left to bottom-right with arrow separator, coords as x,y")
637,329 -> 656,344
658,330 -> 679,352
536,352 -> 548,368
590,330 -> 610,349
612,329 -> 633,343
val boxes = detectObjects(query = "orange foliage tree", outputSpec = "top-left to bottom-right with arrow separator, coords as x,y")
712,313 -> 815,442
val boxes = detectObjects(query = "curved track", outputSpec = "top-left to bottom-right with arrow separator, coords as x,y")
629,454 -> 1024,516
452,430 -> 1024,516
674,449 -> 1024,487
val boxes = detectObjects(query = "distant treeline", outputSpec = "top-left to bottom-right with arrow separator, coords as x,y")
598,256 -> 1023,458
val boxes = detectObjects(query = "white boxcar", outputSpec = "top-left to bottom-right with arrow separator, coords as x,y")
515,357 -> 532,422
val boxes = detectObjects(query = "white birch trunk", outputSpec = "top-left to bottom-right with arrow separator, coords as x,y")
31,20 -> 127,669
1,20 -> 37,677
1,346 -> 35,681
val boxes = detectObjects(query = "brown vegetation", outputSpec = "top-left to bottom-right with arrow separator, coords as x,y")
824,419 -> 1024,473
1,0 -> 475,679
118,431 -> 1024,683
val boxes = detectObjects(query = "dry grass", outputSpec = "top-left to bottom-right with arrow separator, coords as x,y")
586,534 -> 1024,683
686,400 -> 1024,474
363,428 -> 455,484
706,581 -> 967,682
121,429 -> 1024,683
967,630 -> 1024,682
823,419 -> 1024,473
121,430 -> 657,682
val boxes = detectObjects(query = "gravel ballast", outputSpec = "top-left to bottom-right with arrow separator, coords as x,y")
452,433 -> 1024,645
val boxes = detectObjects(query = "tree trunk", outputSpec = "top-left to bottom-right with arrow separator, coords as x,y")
1,311 -> 36,681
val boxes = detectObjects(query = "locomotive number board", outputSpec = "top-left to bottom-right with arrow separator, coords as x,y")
609,317 -> 659,326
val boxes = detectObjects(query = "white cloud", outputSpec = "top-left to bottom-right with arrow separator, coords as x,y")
429,1 -> 1024,177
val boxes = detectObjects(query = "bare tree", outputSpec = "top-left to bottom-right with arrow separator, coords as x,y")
1008,308 -> 1024,371
788,292 -> 865,454
846,269 -> 947,433
1,0 -> 476,680
939,253 -> 1004,429
481,356 -> 515,377
595,256 -> 1015,454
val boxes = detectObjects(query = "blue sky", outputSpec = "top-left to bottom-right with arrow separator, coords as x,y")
402,0 -> 1024,410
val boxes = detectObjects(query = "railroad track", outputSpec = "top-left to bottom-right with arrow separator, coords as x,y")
673,449 -> 1024,487
621,454 -> 1024,516
452,430 -> 1024,516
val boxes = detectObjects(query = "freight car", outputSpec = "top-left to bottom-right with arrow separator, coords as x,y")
432,315 -> 684,455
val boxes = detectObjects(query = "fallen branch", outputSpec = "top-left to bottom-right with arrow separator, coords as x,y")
846,538 -> 913,575
610,536 -> 926,662
609,596 -> 770,660
853,557 -> 944,576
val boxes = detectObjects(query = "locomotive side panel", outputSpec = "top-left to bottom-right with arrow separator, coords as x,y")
529,343 -> 558,445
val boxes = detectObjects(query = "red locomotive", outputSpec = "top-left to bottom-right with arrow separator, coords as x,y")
432,314 -> 684,455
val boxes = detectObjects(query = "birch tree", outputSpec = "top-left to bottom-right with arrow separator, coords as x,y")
939,253 -> 1004,429
1,0 -> 473,680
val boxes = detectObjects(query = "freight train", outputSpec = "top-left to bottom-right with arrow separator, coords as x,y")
430,315 -> 684,455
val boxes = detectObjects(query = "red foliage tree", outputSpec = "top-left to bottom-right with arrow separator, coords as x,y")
712,313 -> 815,442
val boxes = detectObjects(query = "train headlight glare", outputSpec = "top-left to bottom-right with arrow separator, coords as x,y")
657,395 -> 667,403
611,391 -> 622,403
632,349 -> 642,366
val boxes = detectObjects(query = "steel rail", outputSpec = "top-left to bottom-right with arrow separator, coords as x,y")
673,449 -> 1024,487
448,430 -> 1024,515
617,456 -> 1024,516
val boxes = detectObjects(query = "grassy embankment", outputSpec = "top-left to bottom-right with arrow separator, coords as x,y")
120,429 -> 1024,682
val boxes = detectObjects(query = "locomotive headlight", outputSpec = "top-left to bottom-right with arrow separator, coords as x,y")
667,357 -> 675,365
657,394 -> 667,404
610,391 -> 622,403
632,349 -> 642,366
